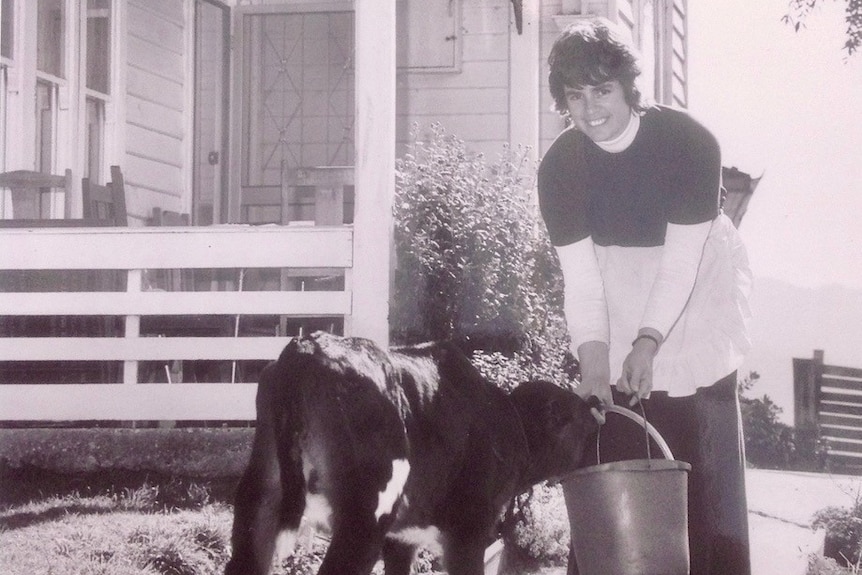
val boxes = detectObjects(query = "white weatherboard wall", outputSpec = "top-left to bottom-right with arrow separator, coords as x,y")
123,0 -> 189,223
396,0 -> 514,159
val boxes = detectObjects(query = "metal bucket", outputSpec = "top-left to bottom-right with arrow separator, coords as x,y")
561,405 -> 692,575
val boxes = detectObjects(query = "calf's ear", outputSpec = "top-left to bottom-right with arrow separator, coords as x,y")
542,398 -> 574,430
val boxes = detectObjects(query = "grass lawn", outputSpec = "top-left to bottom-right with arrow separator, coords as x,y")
1,497 -> 234,575
0,428 -> 432,575
0,427 -> 566,575
0,428 -> 250,575
0,483 -> 432,575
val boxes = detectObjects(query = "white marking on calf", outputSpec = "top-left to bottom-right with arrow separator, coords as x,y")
301,452 -> 333,530
304,492 -> 333,530
274,529 -> 298,560
388,526 -> 444,556
376,458 -> 410,520
275,518 -> 317,561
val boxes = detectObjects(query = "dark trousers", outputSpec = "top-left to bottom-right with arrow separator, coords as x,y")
568,373 -> 751,575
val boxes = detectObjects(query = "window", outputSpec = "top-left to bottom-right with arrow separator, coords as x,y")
85,97 -> 105,182
86,0 -> 110,94
35,80 -> 57,173
2,1 -> 116,194
37,0 -> 65,78
83,0 -> 111,181
0,66 -> 7,174
615,0 -> 688,107
0,0 -> 10,171
34,0 -> 65,174
1,0 -> 14,61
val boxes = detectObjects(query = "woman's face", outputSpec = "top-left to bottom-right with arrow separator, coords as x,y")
564,79 -> 632,143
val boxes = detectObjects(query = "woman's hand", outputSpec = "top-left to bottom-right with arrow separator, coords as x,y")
618,330 -> 662,404
576,341 -> 613,423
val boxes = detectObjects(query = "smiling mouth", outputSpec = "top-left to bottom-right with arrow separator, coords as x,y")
587,117 -> 607,127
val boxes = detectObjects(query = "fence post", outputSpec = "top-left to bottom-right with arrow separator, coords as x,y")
123,269 -> 142,385
793,349 -> 824,434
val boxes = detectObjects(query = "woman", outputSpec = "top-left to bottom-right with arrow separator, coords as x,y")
537,18 -> 753,575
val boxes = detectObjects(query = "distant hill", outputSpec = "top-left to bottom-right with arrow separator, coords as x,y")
741,277 -> 862,425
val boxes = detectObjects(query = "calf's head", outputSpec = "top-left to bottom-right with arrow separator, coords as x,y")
509,380 -> 599,486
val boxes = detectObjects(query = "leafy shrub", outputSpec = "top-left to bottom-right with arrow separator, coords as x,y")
504,483 -> 571,566
471,343 -> 576,393
807,554 -> 855,575
392,123 -> 587,570
392,123 -> 566,356
813,501 -> 862,570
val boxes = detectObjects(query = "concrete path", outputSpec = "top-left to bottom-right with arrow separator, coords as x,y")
488,469 -> 862,575
747,468 -> 862,574
528,470 -> 862,574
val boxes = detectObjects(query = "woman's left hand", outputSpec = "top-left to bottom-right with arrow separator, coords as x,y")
617,333 -> 661,404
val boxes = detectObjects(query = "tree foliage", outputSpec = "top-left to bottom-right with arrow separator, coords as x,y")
783,0 -> 862,56
738,371 -> 827,471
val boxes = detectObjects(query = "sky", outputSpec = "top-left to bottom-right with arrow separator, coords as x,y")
687,0 -> 862,290
684,0 -> 862,418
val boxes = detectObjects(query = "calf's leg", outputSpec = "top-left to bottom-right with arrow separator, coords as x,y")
226,367 -> 305,575
442,536 -> 488,575
225,417 -> 285,574
382,538 -> 416,575
318,511 -> 384,575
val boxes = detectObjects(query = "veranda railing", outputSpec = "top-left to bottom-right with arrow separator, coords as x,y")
0,225 -> 352,422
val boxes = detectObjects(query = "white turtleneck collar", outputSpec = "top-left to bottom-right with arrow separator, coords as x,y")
594,111 -> 640,153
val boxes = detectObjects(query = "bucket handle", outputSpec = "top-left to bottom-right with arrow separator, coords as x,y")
597,404 -> 676,463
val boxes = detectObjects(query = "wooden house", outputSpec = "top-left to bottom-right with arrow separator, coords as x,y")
0,0 -> 690,421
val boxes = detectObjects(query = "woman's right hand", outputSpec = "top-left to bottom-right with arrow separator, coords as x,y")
576,341 -> 614,423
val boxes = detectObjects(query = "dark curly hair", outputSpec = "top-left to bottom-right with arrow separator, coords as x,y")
548,18 -> 647,115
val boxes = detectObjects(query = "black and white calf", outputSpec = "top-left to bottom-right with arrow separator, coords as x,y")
225,331 -> 598,575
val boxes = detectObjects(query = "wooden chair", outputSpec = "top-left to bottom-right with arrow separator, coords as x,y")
149,207 -> 190,226
239,165 -> 354,226
280,166 -> 352,290
277,166 -> 353,336
145,207 -> 192,292
0,169 -> 74,220
77,165 -> 128,375
82,165 -> 128,226
142,206 -> 237,382
281,166 -> 354,225
0,167 -> 125,382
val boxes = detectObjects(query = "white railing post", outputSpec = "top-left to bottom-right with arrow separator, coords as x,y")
124,268 -> 142,385
350,0 -> 396,347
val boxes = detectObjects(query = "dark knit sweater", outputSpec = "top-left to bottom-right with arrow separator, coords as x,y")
537,105 -> 721,248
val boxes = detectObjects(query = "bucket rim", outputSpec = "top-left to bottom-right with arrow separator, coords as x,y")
561,458 -> 691,481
